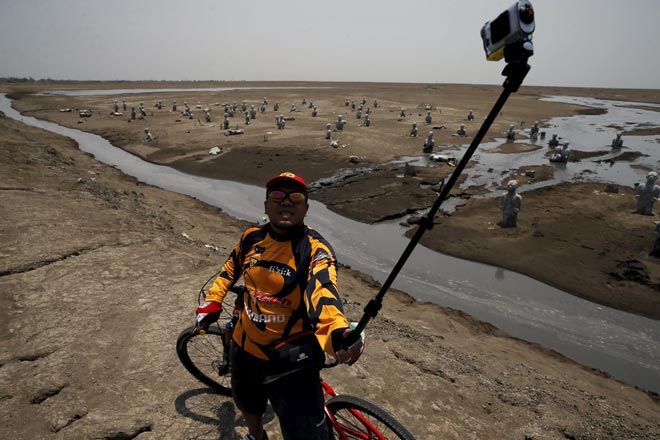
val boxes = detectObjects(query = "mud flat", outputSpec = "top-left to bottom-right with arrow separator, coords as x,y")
1,81 -> 660,439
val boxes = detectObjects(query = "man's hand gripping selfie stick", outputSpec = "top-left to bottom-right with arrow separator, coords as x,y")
343,1 -> 535,348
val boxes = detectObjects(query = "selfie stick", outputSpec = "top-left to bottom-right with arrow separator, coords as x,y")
346,40 -> 534,346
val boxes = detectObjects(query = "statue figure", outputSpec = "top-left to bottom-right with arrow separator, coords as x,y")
113,100 -> 119,113
425,111 -> 432,124
530,121 -> 539,137
500,180 -> 522,227
139,103 -> 147,117
274,102 -> 279,112
361,97 -> 366,106
122,99 -> 127,111
506,124 -> 516,141
356,109 -> 362,119
172,101 -> 177,112
410,122 -> 418,137
467,110 -> 474,121
336,115 -> 345,131
277,114 -> 285,130
345,99 -> 349,107
351,101 -> 356,110
635,171 -> 660,215
457,123 -> 466,137
242,101 -> 247,112
325,123 -> 332,139
309,100 -> 314,109
245,112 -> 250,125
364,114 -> 371,127
260,103 -> 266,113
290,104 -> 297,112
400,109 -> 406,118
548,134 -> 559,148
550,142 -> 570,163
204,109 -> 211,123
223,113 -> 230,129
156,101 -> 163,110
302,97 -> 307,105
131,106 -> 136,120
250,105 -> 257,119
144,128 -> 155,143
612,132 -> 624,149
423,131 -> 434,153
312,106 -> 318,117
263,97 -> 268,105
373,99 -> 379,108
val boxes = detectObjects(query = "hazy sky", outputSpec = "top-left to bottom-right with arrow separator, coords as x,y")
1,0 -> 658,89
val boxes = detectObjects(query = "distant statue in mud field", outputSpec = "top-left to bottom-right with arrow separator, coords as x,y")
612,132 -> 624,149
144,128 -> 155,143
410,122 -> 418,137
223,113 -> 230,129
635,171 -> 660,215
345,99 -> 349,107
364,114 -> 371,127
336,115 -> 345,131
550,142 -> 570,163
425,111 -> 432,124
351,101 -> 356,110
172,101 -> 177,112
260,103 -> 266,113
139,103 -> 147,117
204,109 -> 211,123
156,101 -> 163,110
263,97 -> 268,105
400,109 -> 406,118
457,123 -> 467,137
131,106 -> 136,120
274,102 -> 279,112
245,112 -> 251,125
250,105 -> 257,119
242,101 -> 247,112
467,110 -> 474,121
113,100 -> 119,113
506,124 -> 516,141
312,106 -> 318,117
373,99 -> 379,108
361,97 -> 367,106
277,114 -> 285,130
122,99 -> 126,111
290,104 -> 297,112
302,98 -> 307,106
530,121 -> 539,137
325,123 -> 332,139
500,180 -> 522,228
356,108 -> 362,119
651,221 -> 660,257
548,133 -> 559,148
423,131 -> 434,153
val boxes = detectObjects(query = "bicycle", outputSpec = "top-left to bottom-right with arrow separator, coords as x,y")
176,284 -> 416,439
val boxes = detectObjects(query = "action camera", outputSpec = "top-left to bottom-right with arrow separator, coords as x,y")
481,1 -> 535,61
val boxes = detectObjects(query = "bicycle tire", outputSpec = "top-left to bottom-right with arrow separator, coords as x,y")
325,394 -> 416,440
176,325 -> 232,396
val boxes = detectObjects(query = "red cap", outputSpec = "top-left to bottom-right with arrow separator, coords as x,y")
266,172 -> 308,192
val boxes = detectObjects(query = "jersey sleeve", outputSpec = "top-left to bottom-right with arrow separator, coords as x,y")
304,234 -> 349,356
205,230 -> 248,304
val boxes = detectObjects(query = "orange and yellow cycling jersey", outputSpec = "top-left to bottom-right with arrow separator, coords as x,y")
205,224 -> 349,360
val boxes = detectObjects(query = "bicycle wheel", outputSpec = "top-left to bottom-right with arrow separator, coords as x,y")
325,394 -> 416,440
176,325 -> 232,396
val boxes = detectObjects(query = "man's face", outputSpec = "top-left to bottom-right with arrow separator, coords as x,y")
264,184 -> 309,233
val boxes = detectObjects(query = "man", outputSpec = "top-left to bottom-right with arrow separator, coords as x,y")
195,172 -> 363,440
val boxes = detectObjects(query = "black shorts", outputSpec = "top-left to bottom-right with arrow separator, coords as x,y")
230,344 -> 328,440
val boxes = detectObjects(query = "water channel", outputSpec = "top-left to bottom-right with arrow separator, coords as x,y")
2,90 -> 659,394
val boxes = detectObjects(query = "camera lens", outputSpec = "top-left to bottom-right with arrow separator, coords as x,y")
519,5 -> 534,25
